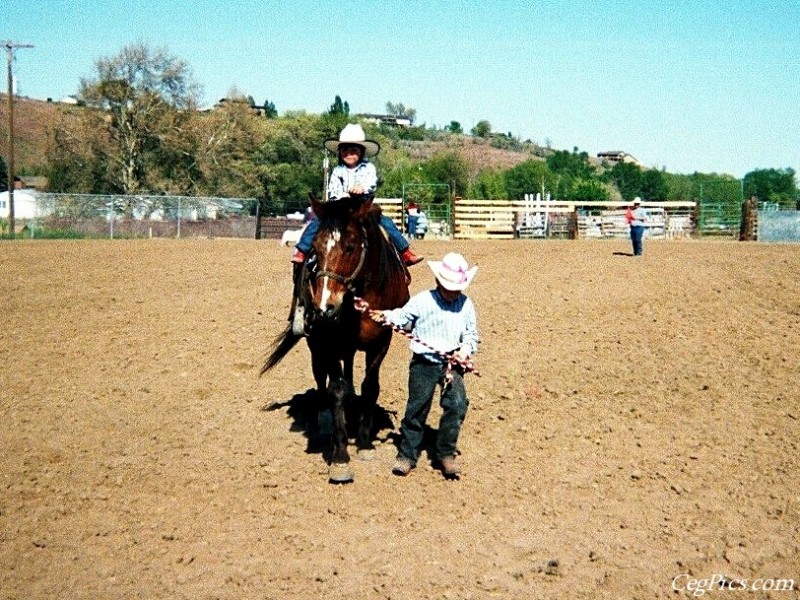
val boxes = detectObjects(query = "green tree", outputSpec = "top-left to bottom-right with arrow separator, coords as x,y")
503,159 -> 556,200
546,148 -> 595,180
569,179 -> 610,202
75,42 -> 201,198
46,104 -> 115,193
743,168 -> 798,208
328,95 -> 350,116
263,99 -> 278,118
663,172 -> 695,201
385,101 -> 416,124
192,92 -> 267,199
419,152 -> 470,199
471,120 -> 492,138
377,161 -> 421,198
663,172 -> 743,208
446,121 -> 463,134
469,168 -> 507,199
253,113 -> 327,214
639,169 -> 668,201
604,161 -> 643,201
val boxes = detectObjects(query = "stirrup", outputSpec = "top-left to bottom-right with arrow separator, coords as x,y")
291,304 -> 306,336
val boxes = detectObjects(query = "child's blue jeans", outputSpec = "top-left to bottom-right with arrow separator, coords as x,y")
397,355 -> 469,463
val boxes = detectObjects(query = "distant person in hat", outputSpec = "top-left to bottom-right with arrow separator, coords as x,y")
628,197 -> 647,256
291,123 -> 423,266
405,201 -> 419,238
369,252 -> 480,479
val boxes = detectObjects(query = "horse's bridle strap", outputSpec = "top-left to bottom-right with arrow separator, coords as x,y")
314,227 -> 368,291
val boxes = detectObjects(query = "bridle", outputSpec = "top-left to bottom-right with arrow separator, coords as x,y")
312,226 -> 368,293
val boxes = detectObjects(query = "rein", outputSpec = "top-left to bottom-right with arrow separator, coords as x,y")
353,296 -> 480,382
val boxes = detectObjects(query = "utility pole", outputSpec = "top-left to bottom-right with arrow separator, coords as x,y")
322,149 -> 330,200
3,40 -> 34,238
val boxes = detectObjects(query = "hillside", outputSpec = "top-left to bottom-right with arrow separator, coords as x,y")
395,135 -> 546,172
0,95 -> 61,173
0,96 -> 541,180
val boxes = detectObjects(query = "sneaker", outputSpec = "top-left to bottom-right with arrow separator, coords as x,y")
291,248 -> 306,264
401,248 -> 423,266
439,456 -> 461,478
391,457 -> 414,476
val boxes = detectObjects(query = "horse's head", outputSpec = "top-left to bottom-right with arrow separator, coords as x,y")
307,195 -> 373,322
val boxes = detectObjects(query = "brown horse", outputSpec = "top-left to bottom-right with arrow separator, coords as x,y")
261,194 -> 410,483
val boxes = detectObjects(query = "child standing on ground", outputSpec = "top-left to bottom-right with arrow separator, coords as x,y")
370,252 -> 479,479
291,123 -> 423,267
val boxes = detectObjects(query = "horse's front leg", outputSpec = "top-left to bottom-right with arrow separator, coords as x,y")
328,360 -> 355,484
303,343 -> 333,454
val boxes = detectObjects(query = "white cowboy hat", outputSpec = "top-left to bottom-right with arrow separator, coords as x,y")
427,252 -> 478,292
324,123 -> 380,157
632,197 -> 642,205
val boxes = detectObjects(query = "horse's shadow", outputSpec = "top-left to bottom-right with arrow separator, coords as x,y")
263,390 -> 399,461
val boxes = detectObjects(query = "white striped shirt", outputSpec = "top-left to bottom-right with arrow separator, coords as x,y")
382,289 -> 479,362
327,161 -> 378,201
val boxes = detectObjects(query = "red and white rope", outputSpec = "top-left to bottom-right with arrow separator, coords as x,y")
353,296 -> 480,382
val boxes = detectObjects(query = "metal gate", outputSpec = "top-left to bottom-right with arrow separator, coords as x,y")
401,183 -> 452,240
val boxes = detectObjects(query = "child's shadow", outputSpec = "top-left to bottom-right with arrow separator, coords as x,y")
263,390 -> 397,460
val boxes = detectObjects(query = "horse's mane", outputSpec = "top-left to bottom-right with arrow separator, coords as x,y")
316,198 -> 355,232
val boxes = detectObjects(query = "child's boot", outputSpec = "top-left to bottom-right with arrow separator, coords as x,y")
401,247 -> 423,266
291,248 -> 306,263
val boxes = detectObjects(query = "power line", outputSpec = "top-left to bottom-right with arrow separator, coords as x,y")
3,40 -> 34,238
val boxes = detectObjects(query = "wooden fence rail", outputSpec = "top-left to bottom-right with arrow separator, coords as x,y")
284,198 -> 700,241
447,200 -> 697,240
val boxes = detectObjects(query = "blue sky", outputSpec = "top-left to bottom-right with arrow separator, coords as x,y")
5,0 -> 799,178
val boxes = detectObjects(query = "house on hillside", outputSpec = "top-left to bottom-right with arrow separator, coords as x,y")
597,150 -> 644,168
357,113 -> 412,128
18,175 -> 48,190
213,97 -> 268,116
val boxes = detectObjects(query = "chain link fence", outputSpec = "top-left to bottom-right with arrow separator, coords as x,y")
758,210 -> 800,242
22,193 -> 257,239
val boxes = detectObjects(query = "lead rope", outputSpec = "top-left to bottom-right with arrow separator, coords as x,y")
353,296 -> 480,383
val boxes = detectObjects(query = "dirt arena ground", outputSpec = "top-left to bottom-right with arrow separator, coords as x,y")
1,237 -> 798,599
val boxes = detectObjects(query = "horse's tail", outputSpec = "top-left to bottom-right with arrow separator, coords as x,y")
260,325 -> 302,375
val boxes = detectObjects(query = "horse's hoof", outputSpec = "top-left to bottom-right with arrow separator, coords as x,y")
357,448 -> 376,461
328,462 -> 354,484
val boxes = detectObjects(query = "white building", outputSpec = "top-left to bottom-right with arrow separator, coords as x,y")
0,189 -> 45,219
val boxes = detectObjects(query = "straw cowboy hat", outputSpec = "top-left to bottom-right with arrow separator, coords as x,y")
427,252 -> 478,292
324,124 -> 380,157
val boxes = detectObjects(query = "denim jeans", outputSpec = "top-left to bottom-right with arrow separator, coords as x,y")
296,214 -> 409,253
630,225 -> 644,256
407,215 -> 418,237
398,355 -> 469,464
